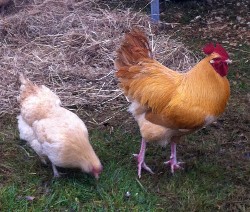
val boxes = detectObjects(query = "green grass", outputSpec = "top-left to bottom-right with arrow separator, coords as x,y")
0,119 -> 249,211
0,126 -> 157,211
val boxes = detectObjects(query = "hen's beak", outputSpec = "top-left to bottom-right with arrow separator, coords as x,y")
92,165 -> 103,180
225,59 -> 232,64
93,172 -> 100,180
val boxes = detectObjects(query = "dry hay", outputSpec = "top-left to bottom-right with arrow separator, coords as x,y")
0,0 -> 198,126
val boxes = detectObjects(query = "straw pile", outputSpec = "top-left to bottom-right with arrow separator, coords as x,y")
0,0 -> 197,126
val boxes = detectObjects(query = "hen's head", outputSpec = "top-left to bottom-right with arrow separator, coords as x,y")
203,43 -> 231,77
81,159 -> 103,179
80,147 -> 103,179
91,165 -> 103,179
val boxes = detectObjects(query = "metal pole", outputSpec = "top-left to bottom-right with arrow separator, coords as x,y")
151,0 -> 160,23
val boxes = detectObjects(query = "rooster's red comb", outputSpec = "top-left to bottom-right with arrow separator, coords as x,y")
203,43 -> 229,59
203,43 -> 215,55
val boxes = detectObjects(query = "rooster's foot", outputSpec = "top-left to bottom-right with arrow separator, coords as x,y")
133,154 -> 154,178
164,159 -> 184,174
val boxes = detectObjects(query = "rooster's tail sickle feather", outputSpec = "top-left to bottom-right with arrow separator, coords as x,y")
115,28 -> 152,71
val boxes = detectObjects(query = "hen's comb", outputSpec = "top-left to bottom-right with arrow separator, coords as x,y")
203,43 -> 229,59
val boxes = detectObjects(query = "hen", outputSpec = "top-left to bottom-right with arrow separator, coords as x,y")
115,29 -> 231,177
17,75 -> 102,178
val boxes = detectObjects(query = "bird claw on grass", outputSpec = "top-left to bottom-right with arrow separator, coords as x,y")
164,159 -> 184,174
133,154 -> 154,178
53,171 -> 67,178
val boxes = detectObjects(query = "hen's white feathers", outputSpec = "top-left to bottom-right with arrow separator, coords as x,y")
17,75 -> 102,178
17,115 -> 36,142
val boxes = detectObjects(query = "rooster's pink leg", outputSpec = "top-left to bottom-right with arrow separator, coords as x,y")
164,142 -> 184,174
133,138 -> 154,178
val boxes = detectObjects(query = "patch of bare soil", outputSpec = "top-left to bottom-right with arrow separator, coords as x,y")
159,0 -> 249,45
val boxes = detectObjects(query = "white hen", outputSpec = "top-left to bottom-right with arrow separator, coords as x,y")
17,74 -> 102,178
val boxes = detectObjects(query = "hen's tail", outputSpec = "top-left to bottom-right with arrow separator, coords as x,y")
115,28 -> 152,71
19,73 -> 29,85
18,73 -> 38,102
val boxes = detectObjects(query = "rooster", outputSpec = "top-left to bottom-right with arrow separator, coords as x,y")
17,74 -> 103,178
115,28 -> 231,178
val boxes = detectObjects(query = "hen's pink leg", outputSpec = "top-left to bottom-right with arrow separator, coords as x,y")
164,142 -> 184,174
133,138 -> 154,178
52,164 -> 60,178
52,164 -> 66,178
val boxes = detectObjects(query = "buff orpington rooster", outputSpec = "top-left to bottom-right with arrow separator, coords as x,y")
115,28 -> 231,178
17,74 -> 103,178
